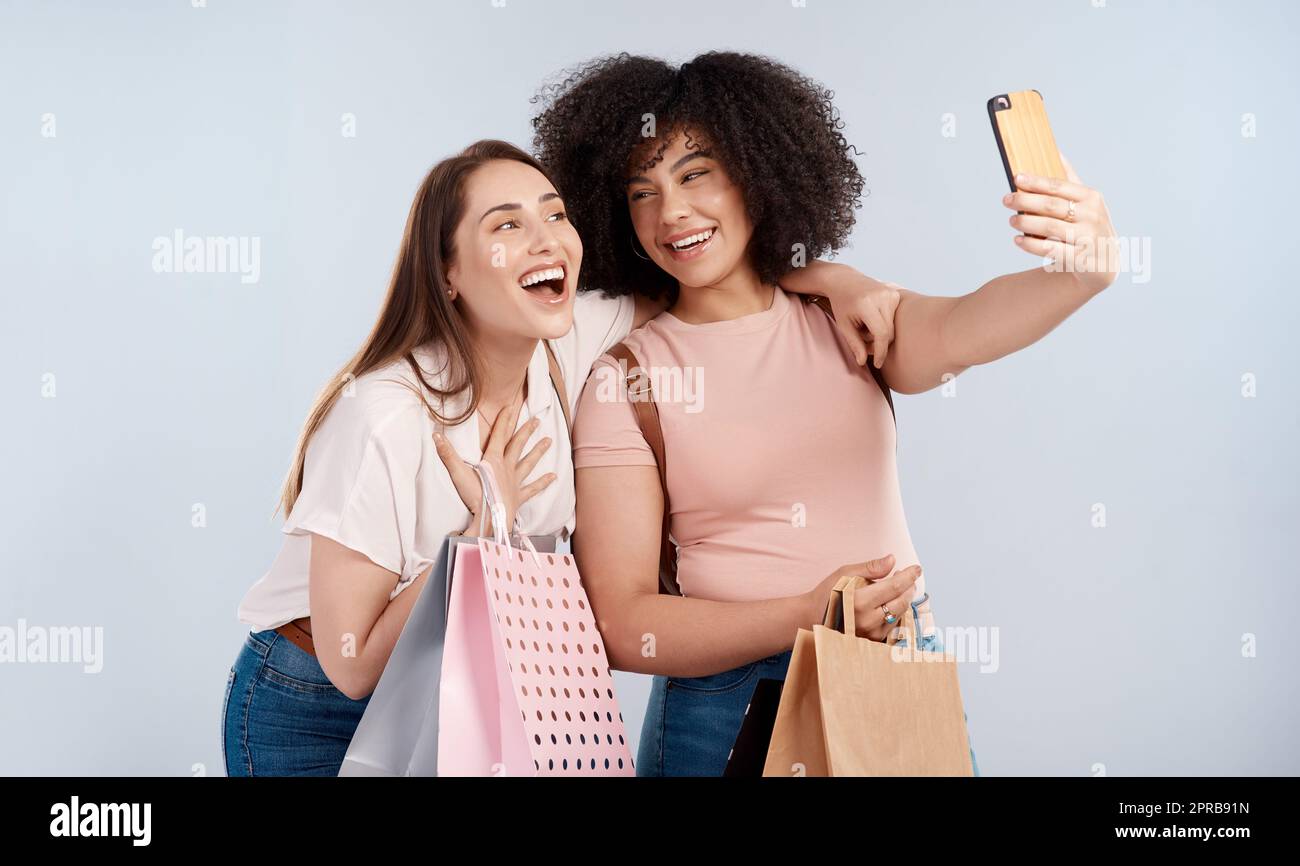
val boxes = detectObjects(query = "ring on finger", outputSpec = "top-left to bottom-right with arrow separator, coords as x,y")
881,605 -> 897,625
1064,200 -> 1077,222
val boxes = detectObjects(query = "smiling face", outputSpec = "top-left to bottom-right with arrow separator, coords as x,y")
624,129 -> 755,291
446,158 -> 581,343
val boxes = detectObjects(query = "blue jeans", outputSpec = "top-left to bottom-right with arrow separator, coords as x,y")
636,593 -> 981,776
222,629 -> 370,776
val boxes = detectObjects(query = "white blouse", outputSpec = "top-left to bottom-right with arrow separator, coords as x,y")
237,291 -> 635,632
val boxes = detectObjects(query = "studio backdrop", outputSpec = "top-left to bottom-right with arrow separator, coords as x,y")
1,0 -> 1296,775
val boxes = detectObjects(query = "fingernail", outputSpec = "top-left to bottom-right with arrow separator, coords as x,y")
1002,193 -> 1012,205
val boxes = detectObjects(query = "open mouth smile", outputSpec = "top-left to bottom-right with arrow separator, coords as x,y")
662,227 -> 716,261
517,263 -> 568,304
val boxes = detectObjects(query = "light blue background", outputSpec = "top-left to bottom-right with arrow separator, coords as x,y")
2,0 -> 1296,775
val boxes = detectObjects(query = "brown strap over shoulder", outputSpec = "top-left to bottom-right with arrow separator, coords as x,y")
605,342 -> 681,597
603,292 -> 897,598
542,339 -> 573,432
802,294 -> 896,422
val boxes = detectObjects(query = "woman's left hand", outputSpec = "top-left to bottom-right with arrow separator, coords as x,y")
1005,152 -> 1118,294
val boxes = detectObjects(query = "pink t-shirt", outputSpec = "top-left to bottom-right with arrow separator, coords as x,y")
572,286 -> 926,606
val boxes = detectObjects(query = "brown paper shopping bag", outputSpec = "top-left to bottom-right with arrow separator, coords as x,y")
763,574 -> 974,776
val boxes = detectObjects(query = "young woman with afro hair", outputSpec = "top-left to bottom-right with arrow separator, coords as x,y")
533,51 -> 1117,776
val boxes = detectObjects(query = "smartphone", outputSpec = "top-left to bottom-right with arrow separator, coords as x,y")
722,677 -> 784,777
988,89 -> 1066,189
988,90 -> 1066,239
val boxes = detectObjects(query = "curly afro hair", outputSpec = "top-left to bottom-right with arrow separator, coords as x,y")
531,51 -> 866,301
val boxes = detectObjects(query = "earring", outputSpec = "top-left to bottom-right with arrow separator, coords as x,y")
630,233 -> 652,262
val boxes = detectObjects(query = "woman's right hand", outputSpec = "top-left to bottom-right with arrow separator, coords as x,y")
433,390 -> 556,537
804,554 -> 922,642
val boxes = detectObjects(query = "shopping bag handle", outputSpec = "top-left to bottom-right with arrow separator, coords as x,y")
472,461 -> 510,545
825,574 -> 918,646
472,461 -> 544,566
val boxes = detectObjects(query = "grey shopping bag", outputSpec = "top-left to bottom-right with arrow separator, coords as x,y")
337,532 -> 556,776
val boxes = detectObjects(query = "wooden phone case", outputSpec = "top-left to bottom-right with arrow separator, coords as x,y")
988,90 -> 1065,191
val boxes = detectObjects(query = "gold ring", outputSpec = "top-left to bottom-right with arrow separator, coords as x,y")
1065,200 -> 1077,222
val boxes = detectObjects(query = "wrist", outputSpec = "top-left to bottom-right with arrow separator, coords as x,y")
801,587 -> 827,628
808,260 -> 853,299
783,259 -> 844,298
1051,265 -> 1106,298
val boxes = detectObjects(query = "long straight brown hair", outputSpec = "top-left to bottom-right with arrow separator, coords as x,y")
276,139 -> 552,518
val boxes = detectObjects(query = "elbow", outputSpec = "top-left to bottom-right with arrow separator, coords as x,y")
336,678 -> 375,702
597,613 -> 634,673
596,594 -> 661,675
318,655 -> 377,702
595,607 -> 643,675
605,640 -> 645,675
